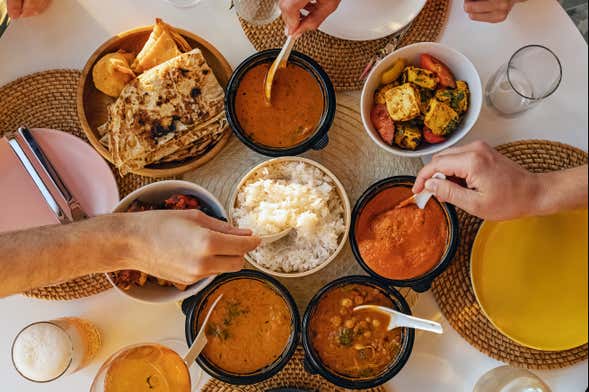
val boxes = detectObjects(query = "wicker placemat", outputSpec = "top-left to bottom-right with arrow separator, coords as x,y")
431,140 -> 589,370
201,347 -> 385,392
0,69 -> 172,300
239,0 -> 449,91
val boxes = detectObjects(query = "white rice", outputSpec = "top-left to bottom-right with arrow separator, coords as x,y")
233,161 -> 346,273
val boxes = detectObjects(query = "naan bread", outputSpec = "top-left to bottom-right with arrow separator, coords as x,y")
131,18 -> 191,74
105,48 -> 226,174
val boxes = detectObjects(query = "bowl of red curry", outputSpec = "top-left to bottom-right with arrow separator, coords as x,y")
349,176 -> 459,292
302,275 -> 415,389
225,49 -> 336,157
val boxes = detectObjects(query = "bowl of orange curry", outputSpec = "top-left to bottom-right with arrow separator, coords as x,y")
350,176 -> 459,292
302,276 -> 415,389
225,49 -> 336,156
182,270 -> 300,385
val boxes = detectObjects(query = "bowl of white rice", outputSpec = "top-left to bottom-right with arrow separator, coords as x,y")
230,157 -> 351,278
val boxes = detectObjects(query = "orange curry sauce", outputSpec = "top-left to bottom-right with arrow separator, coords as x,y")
198,279 -> 292,374
356,186 -> 449,280
235,62 -> 324,148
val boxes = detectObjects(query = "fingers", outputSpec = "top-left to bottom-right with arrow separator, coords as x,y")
413,154 -> 473,193
206,230 -> 261,256
191,210 -> 252,236
294,1 -> 339,36
279,0 -> 309,35
7,0 -> 23,18
425,178 -> 480,212
464,0 -> 500,13
468,11 -> 510,23
196,256 -> 245,276
464,0 -> 513,23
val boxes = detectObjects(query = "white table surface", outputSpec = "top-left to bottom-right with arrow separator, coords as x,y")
0,0 -> 587,391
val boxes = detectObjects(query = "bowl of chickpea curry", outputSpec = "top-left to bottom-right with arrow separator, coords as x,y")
302,276 -> 414,389
183,270 -> 300,385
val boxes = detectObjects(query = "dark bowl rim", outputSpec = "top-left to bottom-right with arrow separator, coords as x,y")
225,49 -> 336,157
349,176 -> 460,292
301,275 -> 415,389
183,269 -> 301,385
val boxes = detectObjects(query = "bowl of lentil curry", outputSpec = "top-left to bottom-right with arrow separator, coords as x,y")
302,276 -> 415,389
225,49 -> 336,156
350,176 -> 459,292
183,270 -> 300,385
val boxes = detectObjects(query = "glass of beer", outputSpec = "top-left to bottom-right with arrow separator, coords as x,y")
11,317 -> 102,383
90,343 -> 192,392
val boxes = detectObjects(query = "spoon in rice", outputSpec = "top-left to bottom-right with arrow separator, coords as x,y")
259,227 -> 293,245
354,305 -> 443,335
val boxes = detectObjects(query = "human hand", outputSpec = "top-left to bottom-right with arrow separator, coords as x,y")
121,210 -> 260,285
464,0 -> 526,23
413,141 -> 542,221
7,0 -> 51,19
279,0 -> 341,37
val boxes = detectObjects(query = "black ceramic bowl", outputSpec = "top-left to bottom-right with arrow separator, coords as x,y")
225,49 -> 336,157
302,276 -> 415,389
182,270 -> 301,385
349,176 -> 460,293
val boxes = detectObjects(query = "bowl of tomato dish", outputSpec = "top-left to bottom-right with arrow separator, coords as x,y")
361,42 -> 482,157
183,270 -> 300,385
225,49 -> 336,156
302,276 -> 415,389
349,176 -> 459,292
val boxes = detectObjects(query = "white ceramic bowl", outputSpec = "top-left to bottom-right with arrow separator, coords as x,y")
107,180 -> 226,304
361,42 -> 483,157
229,157 -> 351,279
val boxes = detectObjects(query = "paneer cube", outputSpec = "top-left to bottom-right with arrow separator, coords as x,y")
403,66 -> 439,90
424,99 -> 460,136
384,83 -> 422,122
394,122 -> 422,150
374,82 -> 398,105
435,81 -> 470,114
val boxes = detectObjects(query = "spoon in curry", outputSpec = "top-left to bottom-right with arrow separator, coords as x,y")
264,35 -> 297,103
354,305 -> 443,335
183,294 -> 223,366
395,172 -> 446,210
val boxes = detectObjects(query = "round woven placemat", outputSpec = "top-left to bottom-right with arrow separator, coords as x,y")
0,69 -> 172,301
239,0 -> 449,91
432,140 -> 588,370
201,347 -> 385,392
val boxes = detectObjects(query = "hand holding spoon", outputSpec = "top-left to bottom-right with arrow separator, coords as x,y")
396,173 -> 446,210
259,227 -> 293,245
264,35 -> 297,103
354,305 -> 443,335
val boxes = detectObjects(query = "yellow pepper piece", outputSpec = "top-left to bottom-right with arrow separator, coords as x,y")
380,58 -> 407,85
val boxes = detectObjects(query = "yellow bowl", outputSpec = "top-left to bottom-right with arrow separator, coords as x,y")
470,210 -> 588,351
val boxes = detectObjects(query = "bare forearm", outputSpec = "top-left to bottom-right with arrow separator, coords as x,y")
0,215 -> 134,297
533,165 -> 588,216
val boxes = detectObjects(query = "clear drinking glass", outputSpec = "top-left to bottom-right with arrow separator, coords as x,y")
11,318 -> 102,383
485,45 -> 562,118
474,366 -> 552,392
233,0 -> 281,25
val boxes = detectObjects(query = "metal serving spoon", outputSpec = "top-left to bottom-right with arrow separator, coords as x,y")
264,35 -> 297,103
183,294 -> 223,366
259,227 -> 293,245
354,305 -> 443,335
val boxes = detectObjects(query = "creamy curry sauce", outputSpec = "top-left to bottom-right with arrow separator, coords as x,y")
309,284 -> 403,378
198,279 -> 292,374
235,62 -> 324,148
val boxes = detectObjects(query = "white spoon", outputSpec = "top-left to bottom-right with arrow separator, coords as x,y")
259,227 -> 293,245
264,35 -> 297,103
183,294 -> 223,366
354,305 -> 443,335
396,172 -> 446,210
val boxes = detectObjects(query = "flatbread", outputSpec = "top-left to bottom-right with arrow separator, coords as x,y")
105,48 -> 226,174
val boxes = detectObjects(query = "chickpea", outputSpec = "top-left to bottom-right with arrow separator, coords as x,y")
344,318 -> 357,329
372,319 -> 381,328
365,317 -> 372,323
354,296 -> 364,305
341,298 -> 353,308
330,316 -> 342,327
363,331 -> 372,338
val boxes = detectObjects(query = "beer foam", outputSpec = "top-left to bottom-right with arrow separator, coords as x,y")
12,323 -> 72,382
